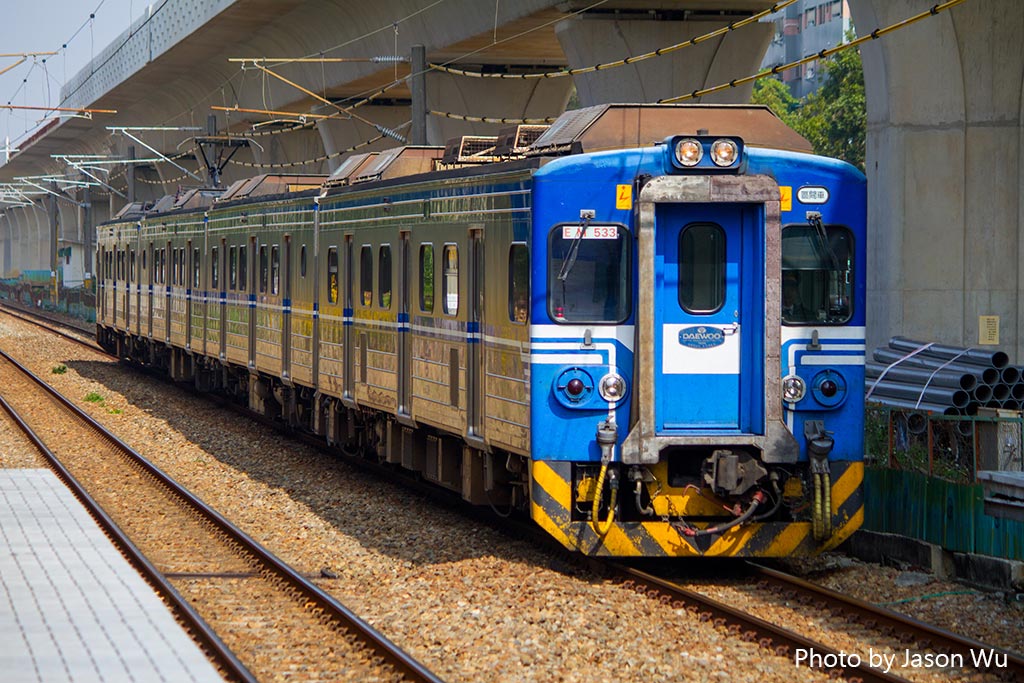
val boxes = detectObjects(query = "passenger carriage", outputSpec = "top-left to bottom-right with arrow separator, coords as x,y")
96,104 -> 866,557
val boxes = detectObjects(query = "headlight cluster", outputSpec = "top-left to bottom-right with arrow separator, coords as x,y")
671,136 -> 742,170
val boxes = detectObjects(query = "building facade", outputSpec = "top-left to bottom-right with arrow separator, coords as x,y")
761,0 -> 853,98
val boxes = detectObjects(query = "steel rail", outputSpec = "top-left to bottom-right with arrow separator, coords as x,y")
748,563 -> 1024,680
0,347 -> 446,683
0,369 -> 257,683
0,302 -> 103,350
608,564 -> 911,683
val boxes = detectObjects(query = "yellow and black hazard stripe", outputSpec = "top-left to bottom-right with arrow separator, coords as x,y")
530,460 -> 863,557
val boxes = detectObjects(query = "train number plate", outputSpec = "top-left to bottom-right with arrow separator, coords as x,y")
562,225 -> 618,239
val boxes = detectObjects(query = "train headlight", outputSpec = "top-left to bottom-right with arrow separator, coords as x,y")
710,139 -> 739,167
782,374 -> 806,403
598,373 -> 627,402
674,138 -> 703,167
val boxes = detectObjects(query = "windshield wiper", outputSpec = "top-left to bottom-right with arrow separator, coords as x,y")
807,210 -> 842,272
558,210 -> 595,282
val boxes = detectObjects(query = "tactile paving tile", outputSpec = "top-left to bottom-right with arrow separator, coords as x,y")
0,469 -> 222,682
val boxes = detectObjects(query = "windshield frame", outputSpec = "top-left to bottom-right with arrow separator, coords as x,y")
546,221 -> 632,325
781,222 -> 855,326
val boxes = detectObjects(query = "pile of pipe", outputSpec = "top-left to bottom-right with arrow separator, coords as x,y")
867,337 -> 1023,432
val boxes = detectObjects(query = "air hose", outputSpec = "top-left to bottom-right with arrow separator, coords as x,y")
591,421 -> 619,536
812,473 -> 823,541
823,471 -> 832,538
674,490 -> 766,538
591,463 -> 618,536
811,471 -> 833,541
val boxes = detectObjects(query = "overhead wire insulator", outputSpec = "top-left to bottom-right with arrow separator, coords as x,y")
375,125 -> 407,144
371,55 -> 408,64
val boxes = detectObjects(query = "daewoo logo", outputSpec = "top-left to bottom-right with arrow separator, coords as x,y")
678,326 -> 725,349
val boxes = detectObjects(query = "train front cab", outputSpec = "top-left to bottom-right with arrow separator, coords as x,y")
530,136 -> 864,557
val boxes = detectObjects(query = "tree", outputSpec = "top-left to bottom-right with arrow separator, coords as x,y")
751,44 -> 866,172
799,46 -> 866,171
751,77 -> 801,129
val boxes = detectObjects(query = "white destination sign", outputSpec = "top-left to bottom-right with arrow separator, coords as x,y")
797,186 -> 830,204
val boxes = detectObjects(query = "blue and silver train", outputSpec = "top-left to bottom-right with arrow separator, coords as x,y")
97,104 -> 866,557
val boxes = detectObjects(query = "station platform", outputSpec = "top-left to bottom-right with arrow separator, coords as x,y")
0,469 -> 224,683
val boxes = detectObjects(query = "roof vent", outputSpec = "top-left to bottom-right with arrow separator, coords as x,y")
494,124 -> 549,158
214,174 -> 324,202
440,135 -> 500,166
352,146 -> 444,184
323,152 -> 380,188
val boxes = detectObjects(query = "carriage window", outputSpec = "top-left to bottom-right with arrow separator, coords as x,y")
442,244 -> 458,316
239,245 -> 247,292
419,244 -> 434,312
271,245 -> 280,295
300,245 -> 307,278
378,245 -> 392,308
781,224 -> 853,325
130,250 -> 136,281
360,246 -> 372,307
548,223 -> 630,323
193,248 -> 201,288
509,244 -> 529,324
259,246 -> 268,293
142,249 -> 147,272
679,223 -> 725,314
229,246 -> 237,290
327,247 -> 339,304
211,247 -> 220,290
171,250 -> 177,285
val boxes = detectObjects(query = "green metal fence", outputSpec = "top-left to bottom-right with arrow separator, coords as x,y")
864,405 -> 1024,560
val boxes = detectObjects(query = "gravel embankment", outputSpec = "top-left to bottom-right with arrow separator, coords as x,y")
3,313 -> 1020,683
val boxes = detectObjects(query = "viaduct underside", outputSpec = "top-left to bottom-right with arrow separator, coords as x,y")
0,0 -> 1021,360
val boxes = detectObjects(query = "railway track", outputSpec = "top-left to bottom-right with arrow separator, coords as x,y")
0,345 -> 444,683
3,305 -> 1020,682
746,563 -> 1024,681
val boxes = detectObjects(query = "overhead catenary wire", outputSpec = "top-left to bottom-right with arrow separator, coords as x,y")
430,0 -> 971,123
226,124 -> 409,169
428,0 -> 800,80
658,0 -> 969,103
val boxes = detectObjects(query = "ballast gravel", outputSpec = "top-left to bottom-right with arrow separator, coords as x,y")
1,313 -> 1019,683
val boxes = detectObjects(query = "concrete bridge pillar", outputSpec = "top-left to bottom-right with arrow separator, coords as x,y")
850,0 -> 1024,359
554,13 -> 773,106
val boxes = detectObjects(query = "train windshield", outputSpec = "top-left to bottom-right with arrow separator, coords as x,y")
781,224 -> 853,325
548,223 -> 630,323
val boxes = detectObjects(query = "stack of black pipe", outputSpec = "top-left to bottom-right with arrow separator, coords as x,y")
867,337 -> 1022,430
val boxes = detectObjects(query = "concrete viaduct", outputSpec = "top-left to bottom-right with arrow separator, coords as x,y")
0,0 -> 1021,359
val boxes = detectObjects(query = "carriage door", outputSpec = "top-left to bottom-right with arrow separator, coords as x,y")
342,235 -> 355,400
147,243 -> 154,338
131,246 -> 139,335
282,235 -> 292,379
123,246 -> 132,328
397,231 -> 412,416
247,236 -> 257,367
467,229 -> 485,441
654,204 -> 763,432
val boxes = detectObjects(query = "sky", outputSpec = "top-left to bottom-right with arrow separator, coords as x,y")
1,0 -> 145,151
